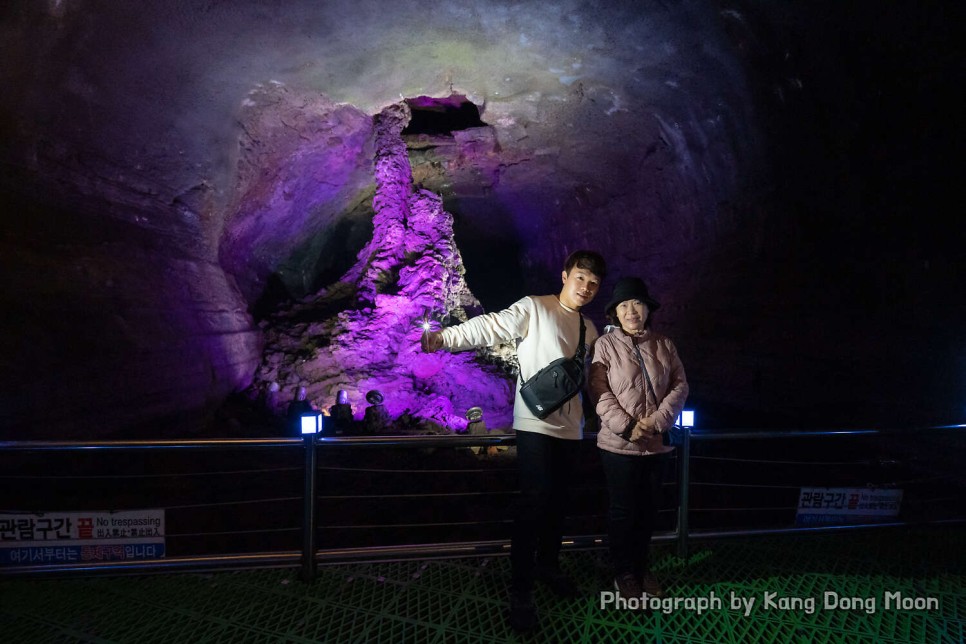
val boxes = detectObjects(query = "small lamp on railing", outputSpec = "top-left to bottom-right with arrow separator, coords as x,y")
669,409 -> 695,447
300,413 -> 322,436
288,385 -> 320,437
676,409 -> 695,428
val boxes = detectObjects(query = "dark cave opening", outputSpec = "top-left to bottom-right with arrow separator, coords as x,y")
401,94 -> 487,135
448,204 -> 527,313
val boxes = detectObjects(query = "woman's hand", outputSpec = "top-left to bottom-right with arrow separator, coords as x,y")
629,416 -> 658,442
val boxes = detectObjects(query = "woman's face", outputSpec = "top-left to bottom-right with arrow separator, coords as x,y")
616,299 -> 648,333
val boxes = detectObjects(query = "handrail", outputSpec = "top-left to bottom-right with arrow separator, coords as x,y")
688,423 -> 964,441
0,438 -> 304,450
0,434 -> 519,451
314,433 -> 517,448
1,423 -> 961,579
2,423 -> 959,451
2,552 -> 302,576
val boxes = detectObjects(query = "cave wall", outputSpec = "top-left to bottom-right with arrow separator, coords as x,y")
219,85 -> 376,307
0,0 -> 960,437
0,186 -> 262,439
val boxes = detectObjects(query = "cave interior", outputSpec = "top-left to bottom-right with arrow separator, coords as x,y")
0,0 -> 961,439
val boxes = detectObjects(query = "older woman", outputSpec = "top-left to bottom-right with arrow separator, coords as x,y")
589,277 -> 688,599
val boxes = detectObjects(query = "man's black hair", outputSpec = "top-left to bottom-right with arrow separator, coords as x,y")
563,250 -> 607,280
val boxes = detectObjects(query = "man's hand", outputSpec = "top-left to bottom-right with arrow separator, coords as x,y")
421,330 -> 444,353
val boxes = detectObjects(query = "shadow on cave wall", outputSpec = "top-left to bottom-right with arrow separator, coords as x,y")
252,208 -> 375,322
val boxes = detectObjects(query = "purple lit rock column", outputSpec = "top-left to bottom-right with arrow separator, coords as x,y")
354,102 -> 413,302
252,103 -> 513,432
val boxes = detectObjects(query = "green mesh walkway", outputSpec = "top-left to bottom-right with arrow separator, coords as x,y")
2,526 -> 962,643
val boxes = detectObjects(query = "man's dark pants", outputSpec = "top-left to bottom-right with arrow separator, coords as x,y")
510,430 -> 579,592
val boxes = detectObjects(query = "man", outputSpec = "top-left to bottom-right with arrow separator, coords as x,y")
421,250 -> 605,632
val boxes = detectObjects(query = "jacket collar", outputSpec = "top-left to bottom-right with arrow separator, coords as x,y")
610,327 -> 652,346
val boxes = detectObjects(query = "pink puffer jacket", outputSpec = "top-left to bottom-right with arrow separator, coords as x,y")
589,327 -> 688,456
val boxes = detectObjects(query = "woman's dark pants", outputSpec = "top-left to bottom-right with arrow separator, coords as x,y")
599,449 -> 664,577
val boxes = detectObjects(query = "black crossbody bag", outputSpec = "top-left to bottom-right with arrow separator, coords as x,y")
520,316 -> 586,419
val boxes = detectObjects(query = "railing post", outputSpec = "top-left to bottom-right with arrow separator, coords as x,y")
677,426 -> 691,560
300,431 -> 318,582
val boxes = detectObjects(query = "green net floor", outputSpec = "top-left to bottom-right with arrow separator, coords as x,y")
2,526 -> 962,643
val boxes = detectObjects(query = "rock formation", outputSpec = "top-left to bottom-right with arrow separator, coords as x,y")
251,102 -> 514,432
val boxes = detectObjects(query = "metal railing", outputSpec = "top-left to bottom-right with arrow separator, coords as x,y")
675,424 -> 965,558
1,423 -> 962,579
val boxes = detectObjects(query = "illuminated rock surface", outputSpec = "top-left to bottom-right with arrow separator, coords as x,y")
252,102 -> 514,432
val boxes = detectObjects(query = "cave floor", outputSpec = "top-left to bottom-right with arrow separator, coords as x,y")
1,525 -> 962,643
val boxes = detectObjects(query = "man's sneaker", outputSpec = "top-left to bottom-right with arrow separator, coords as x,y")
535,566 -> 581,598
613,572 -> 644,599
640,572 -> 665,598
507,589 -> 537,632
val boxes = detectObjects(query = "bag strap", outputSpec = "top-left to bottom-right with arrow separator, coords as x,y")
575,315 -> 587,361
632,340 -> 658,410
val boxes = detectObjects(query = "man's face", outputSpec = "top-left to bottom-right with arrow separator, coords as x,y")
559,267 -> 601,309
